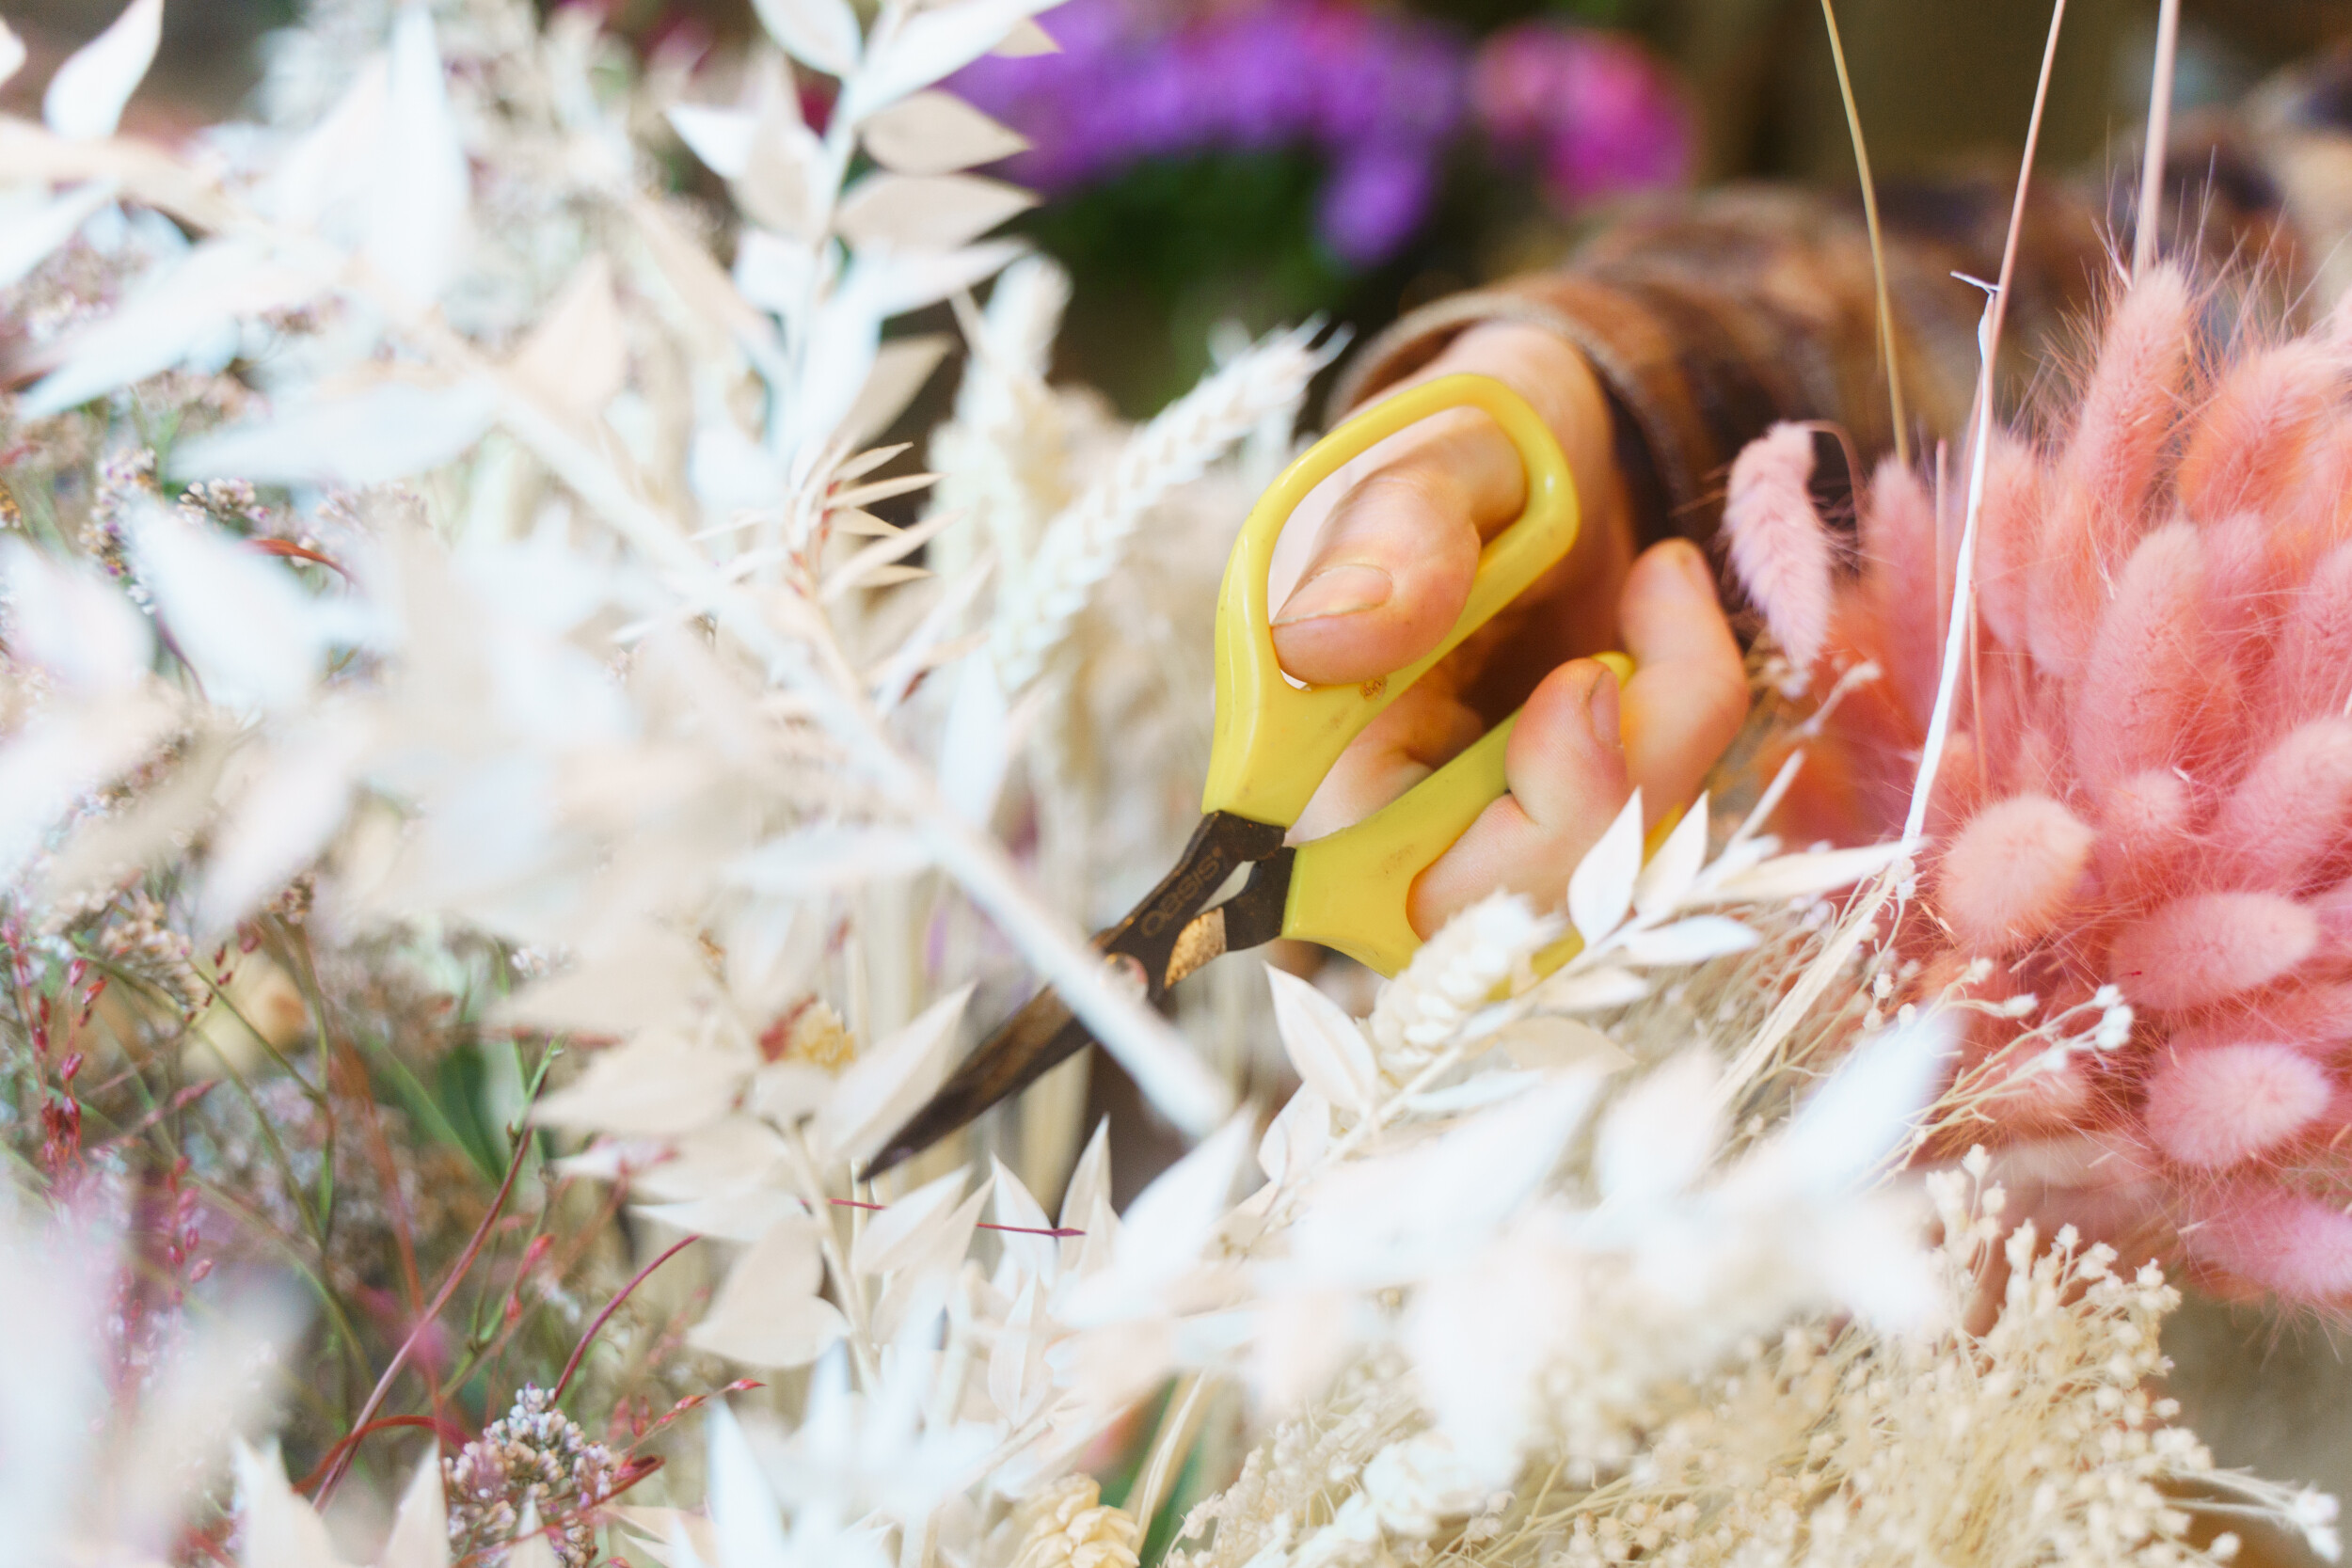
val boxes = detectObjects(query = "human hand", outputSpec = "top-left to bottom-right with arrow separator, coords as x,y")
1271,322 -> 1749,939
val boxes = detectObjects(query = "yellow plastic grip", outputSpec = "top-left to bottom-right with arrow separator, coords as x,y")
1202,373 -> 1581,828
1285,653 -> 1634,976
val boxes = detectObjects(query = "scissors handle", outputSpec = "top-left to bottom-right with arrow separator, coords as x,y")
1202,373 -> 1581,829
1283,652 -> 1633,977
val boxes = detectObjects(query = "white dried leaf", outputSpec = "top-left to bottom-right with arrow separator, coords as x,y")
869,1183 -> 986,1339
730,825 -> 931,893
666,103 -> 755,179
43,0 -> 161,140
862,89 -> 1028,174
173,378 -> 496,488
1783,1014 -> 1953,1194
1257,1085 -> 1330,1185
1567,790 -> 1644,944
846,239 -> 1028,318
1596,1048 -> 1721,1202
22,238 -> 310,417
734,108 -> 825,236
0,541 -> 151,694
989,1157 -> 1058,1283
939,657 -> 1010,825
787,292 -> 884,452
0,695 -> 176,887
1107,1114 -> 1250,1288
1495,1017 -> 1631,1075
507,1528 -> 560,1568
850,1168 -> 966,1276
1632,792 -> 1708,920
689,1216 -> 847,1367
366,5 -> 469,307
129,505 -> 359,714
988,1277 -> 1049,1422
0,182 -> 116,291
839,333 -> 952,451
993,16 -> 1058,55
819,986 -> 974,1164
1403,1070 -> 1544,1115
843,0 -> 1064,123
231,1440 -> 351,1568
264,54 -> 388,230
1058,1117 -> 1113,1268
196,719 -> 367,933
532,1033 -> 752,1137
510,255 -> 628,418
707,1405 -> 792,1566
633,1191 -> 801,1243
381,1452 -> 451,1568
1708,841 -> 1905,904
837,172 -> 1035,249
753,0 -> 861,75
1532,965 -> 1648,1011
1266,966 -> 1376,1117
1616,915 -> 1760,968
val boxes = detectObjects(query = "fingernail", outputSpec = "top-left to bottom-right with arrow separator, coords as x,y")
1586,664 -> 1622,750
1671,540 -> 1717,596
1273,562 -> 1392,626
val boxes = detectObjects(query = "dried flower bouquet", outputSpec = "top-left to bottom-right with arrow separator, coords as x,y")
0,2 -> 2337,1568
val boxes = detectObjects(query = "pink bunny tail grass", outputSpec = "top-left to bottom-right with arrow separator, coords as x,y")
2109,891 -> 2318,1012
2144,1042 -> 2334,1169
1776,267 -> 2352,1307
2069,522 -> 2242,792
1970,434 -> 2044,655
2093,768 -> 2198,910
1857,458 -> 1945,722
2208,719 -> 2352,893
2177,339 -> 2345,524
2067,263 -> 2195,520
2269,541 -> 2352,725
2186,1184 -> 2352,1305
1935,794 -> 2094,954
1723,421 -> 1836,673
2026,266 -> 2195,676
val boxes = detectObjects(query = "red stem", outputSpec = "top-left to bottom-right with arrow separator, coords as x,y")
315,1118 -> 534,1504
551,1234 -> 700,1403
295,1414 -> 472,1494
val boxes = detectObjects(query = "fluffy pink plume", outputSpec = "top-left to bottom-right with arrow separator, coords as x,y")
2026,266 -> 2192,677
2108,892 -> 2315,1012
2177,340 -> 2343,523
1935,795 -> 2093,953
2069,523 -> 2235,791
2143,1042 -> 2333,1168
1722,421 -> 1836,672
2188,1186 -> 2352,1305
2208,720 -> 2352,892
1759,263 -> 2352,1304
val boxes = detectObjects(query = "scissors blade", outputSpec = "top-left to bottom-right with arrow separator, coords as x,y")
862,813 -> 1290,1180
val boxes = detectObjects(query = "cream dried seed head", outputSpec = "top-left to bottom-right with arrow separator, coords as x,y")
1012,1476 -> 1141,1568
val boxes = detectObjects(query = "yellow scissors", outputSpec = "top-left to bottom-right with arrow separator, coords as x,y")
867,373 -> 1630,1176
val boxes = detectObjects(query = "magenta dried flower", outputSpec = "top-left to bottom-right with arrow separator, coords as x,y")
1470,22 -> 1694,210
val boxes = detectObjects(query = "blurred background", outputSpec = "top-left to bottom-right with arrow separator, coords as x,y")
7,0 -> 2350,412
10,0 -> 2352,1528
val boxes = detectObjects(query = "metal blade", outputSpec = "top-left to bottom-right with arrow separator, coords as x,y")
863,987 -> 1093,1179
861,813 -> 1289,1180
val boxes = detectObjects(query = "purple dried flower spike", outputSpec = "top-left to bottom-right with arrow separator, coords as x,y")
955,0 -> 1468,264
954,1 -> 1693,265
